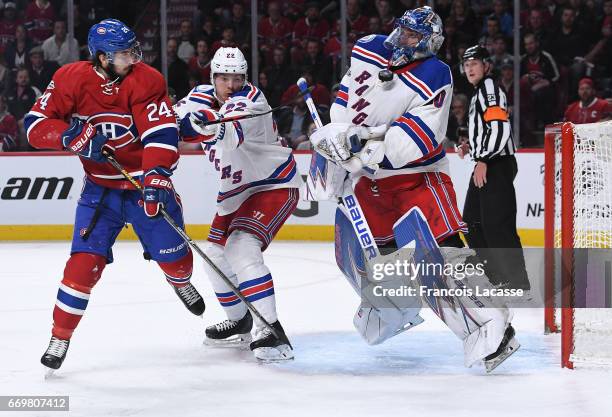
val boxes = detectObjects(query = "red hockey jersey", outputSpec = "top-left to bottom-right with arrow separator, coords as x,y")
25,61 -> 179,189
0,18 -> 23,53
0,111 -> 17,150
564,97 -> 612,125
24,0 -> 56,44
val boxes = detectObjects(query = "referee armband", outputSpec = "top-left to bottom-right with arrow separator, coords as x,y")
483,106 -> 509,123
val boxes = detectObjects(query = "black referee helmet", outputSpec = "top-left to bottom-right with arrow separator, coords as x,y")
462,45 -> 491,64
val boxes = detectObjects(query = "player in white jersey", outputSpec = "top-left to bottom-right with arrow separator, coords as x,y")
174,47 -> 301,360
309,7 -> 519,371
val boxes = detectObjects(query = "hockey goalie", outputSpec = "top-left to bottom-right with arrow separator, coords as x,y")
305,6 -> 519,372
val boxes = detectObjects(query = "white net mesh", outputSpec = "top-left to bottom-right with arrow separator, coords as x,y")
555,121 -> 612,366
572,122 -> 612,248
572,308 -> 612,365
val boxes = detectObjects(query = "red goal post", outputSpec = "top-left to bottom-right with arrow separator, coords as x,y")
544,121 -> 612,369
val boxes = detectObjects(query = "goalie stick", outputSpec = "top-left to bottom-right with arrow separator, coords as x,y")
99,149 -> 282,340
296,77 -> 380,261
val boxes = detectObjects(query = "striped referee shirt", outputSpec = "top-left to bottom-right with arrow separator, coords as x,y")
468,76 -> 516,161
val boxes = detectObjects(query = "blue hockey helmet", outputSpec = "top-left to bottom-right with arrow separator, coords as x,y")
88,19 -> 142,65
384,6 -> 444,66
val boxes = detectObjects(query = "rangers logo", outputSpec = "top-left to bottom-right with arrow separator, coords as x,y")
433,90 -> 446,108
87,113 -> 138,148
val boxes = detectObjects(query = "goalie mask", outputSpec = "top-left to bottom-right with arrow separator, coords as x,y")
210,47 -> 248,101
384,6 -> 444,67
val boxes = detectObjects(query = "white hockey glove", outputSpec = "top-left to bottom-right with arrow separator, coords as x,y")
187,109 -> 225,143
309,123 -> 387,173
308,122 -> 351,161
352,139 -> 386,173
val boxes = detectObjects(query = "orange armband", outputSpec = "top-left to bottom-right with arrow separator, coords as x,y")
483,106 -> 509,122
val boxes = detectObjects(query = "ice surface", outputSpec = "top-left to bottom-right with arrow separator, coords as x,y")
1,242 -> 610,417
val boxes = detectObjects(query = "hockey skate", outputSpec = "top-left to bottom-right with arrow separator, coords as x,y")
484,324 -> 520,373
173,283 -> 205,316
250,320 -> 294,361
41,336 -> 70,373
204,311 -> 253,347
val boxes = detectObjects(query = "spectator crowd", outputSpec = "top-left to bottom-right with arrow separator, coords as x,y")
1,0 -> 611,152
0,0 -> 144,151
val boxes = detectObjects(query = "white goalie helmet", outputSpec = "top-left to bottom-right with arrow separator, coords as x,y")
210,47 -> 248,98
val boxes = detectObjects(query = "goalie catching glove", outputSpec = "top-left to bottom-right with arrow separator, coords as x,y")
308,122 -> 387,173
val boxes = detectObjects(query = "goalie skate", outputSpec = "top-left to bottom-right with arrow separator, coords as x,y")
250,321 -> 294,361
484,325 -> 520,373
204,311 -> 253,347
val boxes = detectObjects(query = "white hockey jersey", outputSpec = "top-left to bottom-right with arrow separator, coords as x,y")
331,34 -> 453,181
175,83 -> 302,215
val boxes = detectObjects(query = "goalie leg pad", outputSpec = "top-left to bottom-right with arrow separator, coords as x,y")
353,300 -> 424,345
335,205 -> 423,343
393,208 -> 513,367
334,206 -> 368,294
52,253 -> 106,340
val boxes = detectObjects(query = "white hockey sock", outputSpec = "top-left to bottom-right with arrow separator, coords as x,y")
203,242 -> 247,321
225,231 -> 278,327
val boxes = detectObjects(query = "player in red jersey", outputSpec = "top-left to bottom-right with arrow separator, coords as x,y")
25,19 -> 205,371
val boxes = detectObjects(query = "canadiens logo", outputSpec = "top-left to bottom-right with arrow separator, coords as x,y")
87,113 -> 138,148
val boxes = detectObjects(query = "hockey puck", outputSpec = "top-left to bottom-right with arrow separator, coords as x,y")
378,70 -> 393,82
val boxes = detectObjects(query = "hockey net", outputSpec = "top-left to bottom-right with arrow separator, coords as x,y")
544,121 -> 612,368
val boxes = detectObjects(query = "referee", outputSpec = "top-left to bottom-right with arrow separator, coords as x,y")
458,45 -> 530,291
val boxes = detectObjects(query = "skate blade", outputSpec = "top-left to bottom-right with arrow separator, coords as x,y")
253,344 -> 294,362
485,337 -> 520,373
43,367 -> 57,380
203,333 -> 252,348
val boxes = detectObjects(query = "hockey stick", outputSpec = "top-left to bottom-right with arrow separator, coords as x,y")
100,149 -> 281,339
193,86 -> 314,127
296,77 -> 380,261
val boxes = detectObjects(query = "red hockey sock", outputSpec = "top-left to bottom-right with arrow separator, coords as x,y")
51,253 -> 106,340
158,250 -> 193,287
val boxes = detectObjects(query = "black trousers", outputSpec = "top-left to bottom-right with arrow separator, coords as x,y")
463,155 -> 530,288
